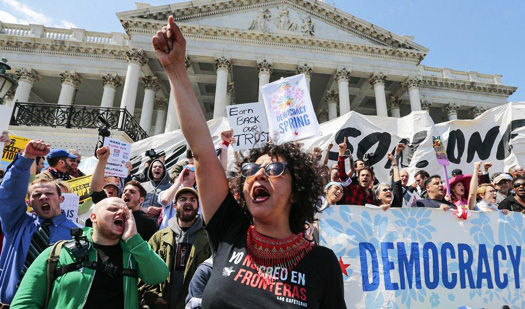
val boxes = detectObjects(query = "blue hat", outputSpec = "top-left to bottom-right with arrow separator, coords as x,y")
47,149 -> 77,160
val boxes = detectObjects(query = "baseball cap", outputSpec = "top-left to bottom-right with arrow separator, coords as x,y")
103,183 -> 121,195
451,169 -> 463,177
175,187 -> 198,201
493,173 -> 513,184
47,149 -> 77,160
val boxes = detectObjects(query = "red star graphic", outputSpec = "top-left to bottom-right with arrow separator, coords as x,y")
339,256 -> 350,276
294,131 -> 298,136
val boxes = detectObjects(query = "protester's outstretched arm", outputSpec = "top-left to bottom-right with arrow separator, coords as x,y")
337,137 -> 351,181
90,146 -> 110,193
468,161 -> 481,210
218,129 -> 233,171
159,166 -> 194,206
153,16 -> 228,223
321,142 -> 333,167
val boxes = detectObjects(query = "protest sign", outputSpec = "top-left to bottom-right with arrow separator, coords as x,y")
60,193 -> 79,223
103,137 -> 131,178
1,134 -> 30,170
226,102 -> 269,151
261,74 -> 320,144
66,174 -> 92,203
320,206 -> 524,308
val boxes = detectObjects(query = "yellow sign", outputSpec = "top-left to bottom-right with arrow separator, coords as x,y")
1,134 -> 30,163
66,174 -> 92,203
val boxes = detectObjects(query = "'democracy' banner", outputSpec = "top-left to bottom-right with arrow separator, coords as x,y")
319,206 -> 524,308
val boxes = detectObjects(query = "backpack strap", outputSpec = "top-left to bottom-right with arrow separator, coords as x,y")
45,240 -> 67,309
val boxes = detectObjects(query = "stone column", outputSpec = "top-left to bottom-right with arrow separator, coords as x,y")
165,87 -> 180,132
388,96 -> 401,118
226,82 -> 235,105
140,76 -> 159,135
473,106 -> 487,118
446,103 -> 459,120
404,77 -> 422,112
213,57 -> 231,118
257,59 -> 272,102
296,63 -> 312,89
100,74 -> 121,108
370,72 -> 388,117
13,68 -> 40,103
120,49 -> 147,114
154,98 -> 167,135
57,71 -> 81,105
325,90 -> 339,120
335,68 -> 351,115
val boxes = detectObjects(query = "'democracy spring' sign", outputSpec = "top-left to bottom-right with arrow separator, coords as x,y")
319,206 -> 524,308
261,74 -> 320,144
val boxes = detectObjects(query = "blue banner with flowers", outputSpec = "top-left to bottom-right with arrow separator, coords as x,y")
319,206 -> 524,308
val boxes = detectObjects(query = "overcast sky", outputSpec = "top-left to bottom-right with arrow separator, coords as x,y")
1,0 -> 523,101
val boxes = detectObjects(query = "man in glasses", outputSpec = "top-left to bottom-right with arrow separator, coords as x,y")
498,176 -> 525,213
67,149 -> 85,178
140,186 -> 210,309
492,173 -> 513,203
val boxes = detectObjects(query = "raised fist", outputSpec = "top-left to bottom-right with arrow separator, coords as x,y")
152,16 -> 187,70
96,146 -> 111,161
220,129 -> 234,144
22,140 -> 50,160
0,131 -> 10,144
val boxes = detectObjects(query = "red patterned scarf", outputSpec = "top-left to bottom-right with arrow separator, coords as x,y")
246,225 -> 315,282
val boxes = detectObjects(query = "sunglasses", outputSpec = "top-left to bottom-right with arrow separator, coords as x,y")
514,182 -> 525,188
241,162 -> 287,178
183,165 -> 195,172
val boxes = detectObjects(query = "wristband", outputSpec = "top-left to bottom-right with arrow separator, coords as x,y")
221,140 -> 230,147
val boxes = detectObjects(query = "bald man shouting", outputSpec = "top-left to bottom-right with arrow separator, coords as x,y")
11,198 -> 169,309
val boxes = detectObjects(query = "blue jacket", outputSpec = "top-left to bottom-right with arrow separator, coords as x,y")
0,155 -> 77,304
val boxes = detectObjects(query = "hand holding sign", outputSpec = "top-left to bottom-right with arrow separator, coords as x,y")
22,140 -> 50,160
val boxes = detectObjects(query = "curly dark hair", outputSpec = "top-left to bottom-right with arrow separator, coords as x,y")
230,142 -> 323,234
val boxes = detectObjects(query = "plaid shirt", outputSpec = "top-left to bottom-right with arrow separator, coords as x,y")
337,156 -> 377,206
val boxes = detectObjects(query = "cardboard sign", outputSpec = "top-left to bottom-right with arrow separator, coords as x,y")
66,174 -> 92,203
103,137 -> 131,178
1,134 -> 30,170
226,103 -> 269,150
261,74 -> 320,144
60,193 -> 80,223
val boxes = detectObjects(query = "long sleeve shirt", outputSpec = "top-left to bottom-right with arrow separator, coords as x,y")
337,157 -> 377,206
0,155 -> 77,304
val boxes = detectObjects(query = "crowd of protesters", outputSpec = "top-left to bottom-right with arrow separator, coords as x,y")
0,16 -> 524,309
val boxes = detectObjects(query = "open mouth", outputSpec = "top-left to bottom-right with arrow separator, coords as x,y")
41,203 -> 50,212
123,197 -> 130,203
114,219 -> 124,227
183,204 -> 194,212
252,185 -> 270,203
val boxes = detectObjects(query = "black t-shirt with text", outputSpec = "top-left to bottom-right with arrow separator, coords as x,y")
83,243 -> 124,309
201,193 -> 346,308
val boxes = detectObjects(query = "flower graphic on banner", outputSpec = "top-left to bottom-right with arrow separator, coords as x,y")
270,81 -> 305,113
430,293 -> 440,307
391,208 -> 435,243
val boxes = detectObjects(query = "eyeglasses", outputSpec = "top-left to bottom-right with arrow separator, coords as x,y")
514,182 -> 525,188
381,187 -> 392,193
183,165 -> 195,172
241,162 -> 287,178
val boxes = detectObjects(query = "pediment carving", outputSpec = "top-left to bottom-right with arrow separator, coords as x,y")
248,6 -> 315,37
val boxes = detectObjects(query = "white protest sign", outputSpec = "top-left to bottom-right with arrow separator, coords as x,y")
60,193 -> 80,223
103,137 -> 131,178
226,103 -> 269,151
261,74 -> 321,144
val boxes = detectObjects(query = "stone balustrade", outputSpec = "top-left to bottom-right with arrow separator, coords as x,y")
0,23 -> 127,45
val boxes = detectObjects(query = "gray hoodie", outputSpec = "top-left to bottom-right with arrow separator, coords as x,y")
140,159 -> 172,209
168,214 -> 204,306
